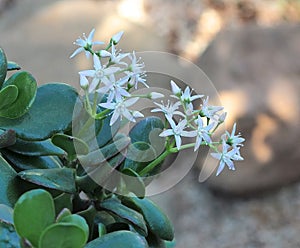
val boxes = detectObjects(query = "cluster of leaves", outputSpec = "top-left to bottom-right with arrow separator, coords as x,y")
0,47 -> 175,247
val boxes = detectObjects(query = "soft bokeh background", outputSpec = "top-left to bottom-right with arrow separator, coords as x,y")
1,0 -> 300,247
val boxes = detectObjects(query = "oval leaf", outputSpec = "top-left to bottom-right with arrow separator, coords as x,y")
13,189 -> 55,247
60,214 -> 89,242
18,168 -> 76,193
0,85 -> 18,110
0,204 -> 13,225
0,83 -> 78,140
100,198 -> 147,236
0,48 -> 7,87
122,196 -> 174,241
52,134 -> 89,158
8,138 -> 65,156
0,155 -> 20,207
2,149 -> 61,170
0,71 -> 37,119
85,231 -> 148,248
39,223 -> 87,248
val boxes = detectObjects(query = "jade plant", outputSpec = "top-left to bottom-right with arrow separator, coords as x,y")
0,30 -> 244,247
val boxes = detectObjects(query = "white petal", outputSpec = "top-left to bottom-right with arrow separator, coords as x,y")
110,111 -> 120,126
175,135 -> 182,150
79,75 -> 89,89
99,50 -> 111,57
87,28 -> 96,43
170,80 -> 181,95
89,78 -> 100,93
99,102 -> 116,110
93,54 -> 102,70
79,70 -> 95,78
150,92 -> 164,99
181,130 -> 197,138
159,129 -> 173,137
124,97 -> 139,107
216,161 -> 225,176
112,31 -> 124,44
70,47 -> 84,58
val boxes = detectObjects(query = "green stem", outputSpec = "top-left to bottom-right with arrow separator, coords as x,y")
139,149 -> 171,176
76,116 -> 95,139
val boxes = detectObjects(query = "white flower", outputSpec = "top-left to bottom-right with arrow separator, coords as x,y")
224,123 -> 245,147
170,80 -> 181,95
211,140 -> 244,176
126,51 -> 148,88
159,117 -> 195,150
79,55 -> 120,93
149,92 -> 164,99
99,97 -> 142,126
180,87 -> 204,103
217,112 -> 227,123
193,116 -> 215,151
102,43 -> 129,65
96,74 -> 130,102
151,100 -> 184,119
111,31 -> 124,45
200,96 -> 223,120
70,28 -> 104,58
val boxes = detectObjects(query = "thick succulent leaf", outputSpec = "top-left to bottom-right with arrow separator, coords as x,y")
39,222 -> 87,248
51,134 -> 89,158
98,223 -> 106,237
13,189 -> 55,247
121,168 -> 145,198
0,222 -> 21,248
1,149 -> 61,170
0,204 -> 13,225
0,83 -> 78,140
94,211 -> 116,227
56,208 -> 72,222
122,196 -> 174,241
0,129 -> 16,148
0,71 -> 37,119
100,198 -> 147,236
77,206 -> 97,240
85,231 -> 148,248
129,116 -> 165,150
54,194 -> 73,216
7,61 -> 21,71
8,138 -> 65,156
78,134 -> 130,168
72,96 -> 120,150
77,153 -> 125,193
18,168 -> 76,193
0,48 -> 7,87
0,85 -> 18,110
59,214 -> 89,243
0,155 -> 21,207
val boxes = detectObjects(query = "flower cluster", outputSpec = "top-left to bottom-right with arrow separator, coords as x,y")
70,29 -> 157,125
152,80 -> 245,176
70,29 -> 245,176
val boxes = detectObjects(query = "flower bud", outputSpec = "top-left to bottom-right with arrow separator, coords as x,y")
99,50 -> 111,57
170,80 -> 181,96
111,31 -> 124,45
150,92 -> 164,99
79,75 -> 89,90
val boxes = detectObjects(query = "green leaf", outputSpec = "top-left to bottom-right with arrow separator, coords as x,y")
39,222 -> 87,248
122,196 -> 174,241
54,194 -> 73,216
1,149 -> 61,170
0,222 -> 21,248
85,231 -> 148,248
0,129 -> 16,148
121,168 -> 145,198
7,61 -> 21,71
100,198 -> 147,236
0,83 -> 78,140
13,189 -> 55,247
8,138 -> 65,156
51,134 -> 89,159
78,134 -> 130,168
77,206 -> 97,240
0,155 -> 21,207
18,168 -> 76,193
0,204 -> 13,225
0,85 -> 18,110
0,71 -> 37,119
0,48 -> 7,87
59,214 -> 89,243
56,208 -> 72,222
98,223 -> 106,237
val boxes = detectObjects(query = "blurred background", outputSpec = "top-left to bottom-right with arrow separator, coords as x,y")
0,0 -> 300,247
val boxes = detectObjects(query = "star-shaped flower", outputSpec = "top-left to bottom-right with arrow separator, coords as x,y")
193,116 -> 215,151
70,28 -> 104,58
100,97 -> 143,126
223,123 -> 245,147
151,100 -> 184,119
159,117 -> 195,150
211,140 -> 244,176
